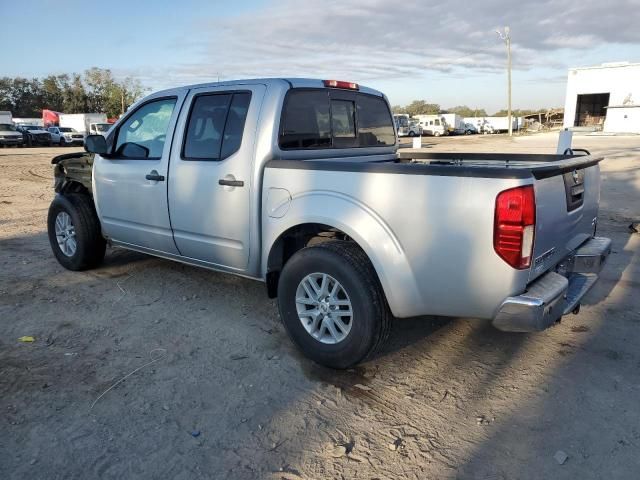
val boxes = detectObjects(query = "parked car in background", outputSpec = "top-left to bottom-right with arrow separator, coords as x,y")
89,122 -> 114,136
0,123 -> 24,147
408,120 -> 423,136
394,114 -> 420,137
463,122 -> 478,135
47,126 -> 85,146
16,125 -> 51,146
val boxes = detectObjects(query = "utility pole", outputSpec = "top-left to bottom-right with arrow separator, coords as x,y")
496,26 -> 512,136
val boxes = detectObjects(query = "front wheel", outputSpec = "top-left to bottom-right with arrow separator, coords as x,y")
277,241 -> 391,369
59,138 -> 66,147
47,194 -> 106,271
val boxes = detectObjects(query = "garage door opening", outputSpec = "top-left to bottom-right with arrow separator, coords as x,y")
574,93 -> 610,128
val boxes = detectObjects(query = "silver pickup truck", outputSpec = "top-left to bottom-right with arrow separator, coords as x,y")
47,78 -> 611,368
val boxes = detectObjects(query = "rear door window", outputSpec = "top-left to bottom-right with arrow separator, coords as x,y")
183,92 -> 252,161
220,92 -> 251,159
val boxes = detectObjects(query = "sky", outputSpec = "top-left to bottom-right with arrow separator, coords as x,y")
1,0 -> 639,112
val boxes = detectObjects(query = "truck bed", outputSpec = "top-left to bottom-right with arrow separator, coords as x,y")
268,150 -> 603,180
264,149 -> 603,320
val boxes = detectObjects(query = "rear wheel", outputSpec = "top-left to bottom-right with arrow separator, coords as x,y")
47,194 -> 106,271
277,241 -> 391,369
434,132 -> 441,137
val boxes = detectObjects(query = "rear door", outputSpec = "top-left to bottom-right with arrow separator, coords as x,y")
167,83 -> 266,271
93,90 -> 186,253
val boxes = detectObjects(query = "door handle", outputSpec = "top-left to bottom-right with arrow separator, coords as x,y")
218,179 -> 244,187
145,170 -> 165,182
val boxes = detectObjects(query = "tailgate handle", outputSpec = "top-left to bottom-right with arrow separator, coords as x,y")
571,184 -> 585,197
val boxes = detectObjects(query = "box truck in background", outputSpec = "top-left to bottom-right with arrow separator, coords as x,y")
0,111 -> 12,124
440,113 -> 466,135
59,113 -> 107,135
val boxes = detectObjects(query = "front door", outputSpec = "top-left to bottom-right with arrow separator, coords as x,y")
167,84 -> 266,271
93,90 -> 186,253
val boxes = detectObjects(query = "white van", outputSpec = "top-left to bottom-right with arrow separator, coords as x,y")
414,114 -> 448,136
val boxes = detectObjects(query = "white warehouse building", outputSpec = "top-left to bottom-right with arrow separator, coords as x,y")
563,62 -> 640,133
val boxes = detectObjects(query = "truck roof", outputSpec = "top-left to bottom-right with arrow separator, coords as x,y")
153,78 -> 385,98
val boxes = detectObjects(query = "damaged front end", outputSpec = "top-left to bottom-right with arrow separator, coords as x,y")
52,152 -> 94,194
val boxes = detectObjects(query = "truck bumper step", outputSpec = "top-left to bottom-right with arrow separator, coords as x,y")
492,236 -> 611,332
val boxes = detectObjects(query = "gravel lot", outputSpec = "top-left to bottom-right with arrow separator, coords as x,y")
1,133 -> 639,479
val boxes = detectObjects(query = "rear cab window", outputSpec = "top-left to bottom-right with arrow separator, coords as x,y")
279,89 -> 395,150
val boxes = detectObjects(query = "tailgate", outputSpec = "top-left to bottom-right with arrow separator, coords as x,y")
529,157 -> 601,281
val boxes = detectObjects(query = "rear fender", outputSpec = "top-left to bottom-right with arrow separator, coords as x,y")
262,190 -> 423,317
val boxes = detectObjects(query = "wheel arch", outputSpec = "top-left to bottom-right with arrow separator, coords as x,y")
262,195 -> 424,317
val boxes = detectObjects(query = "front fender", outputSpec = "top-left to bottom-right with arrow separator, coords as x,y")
262,189 -> 425,318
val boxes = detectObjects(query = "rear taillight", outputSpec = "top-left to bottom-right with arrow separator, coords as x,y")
323,80 -> 359,90
494,185 -> 536,269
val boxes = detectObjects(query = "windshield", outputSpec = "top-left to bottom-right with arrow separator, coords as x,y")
95,123 -> 112,132
59,127 -> 75,132
0,123 -> 16,131
25,126 -> 42,131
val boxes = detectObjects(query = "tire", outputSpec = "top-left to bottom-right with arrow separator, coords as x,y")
47,193 -> 106,271
277,241 -> 391,369
434,132 -> 441,137
59,138 -> 66,147
408,131 -> 415,137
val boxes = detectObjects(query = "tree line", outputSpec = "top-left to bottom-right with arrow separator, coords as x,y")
392,100 -> 548,117
0,68 -> 147,119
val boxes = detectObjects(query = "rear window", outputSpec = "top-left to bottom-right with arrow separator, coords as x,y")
357,95 -> 396,146
279,89 -> 394,150
279,90 -> 331,149
331,100 -> 356,138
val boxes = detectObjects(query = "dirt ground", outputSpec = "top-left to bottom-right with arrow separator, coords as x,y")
1,133 -> 639,480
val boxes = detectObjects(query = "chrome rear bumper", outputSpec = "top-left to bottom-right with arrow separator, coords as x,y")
493,236 -> 611,332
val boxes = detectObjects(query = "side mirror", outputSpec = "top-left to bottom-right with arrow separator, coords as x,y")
85,135 -> 108,154
118,142 -> 149,158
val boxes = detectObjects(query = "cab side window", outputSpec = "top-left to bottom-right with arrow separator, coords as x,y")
114,97 -> 177,159
182,92 -> 251,161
